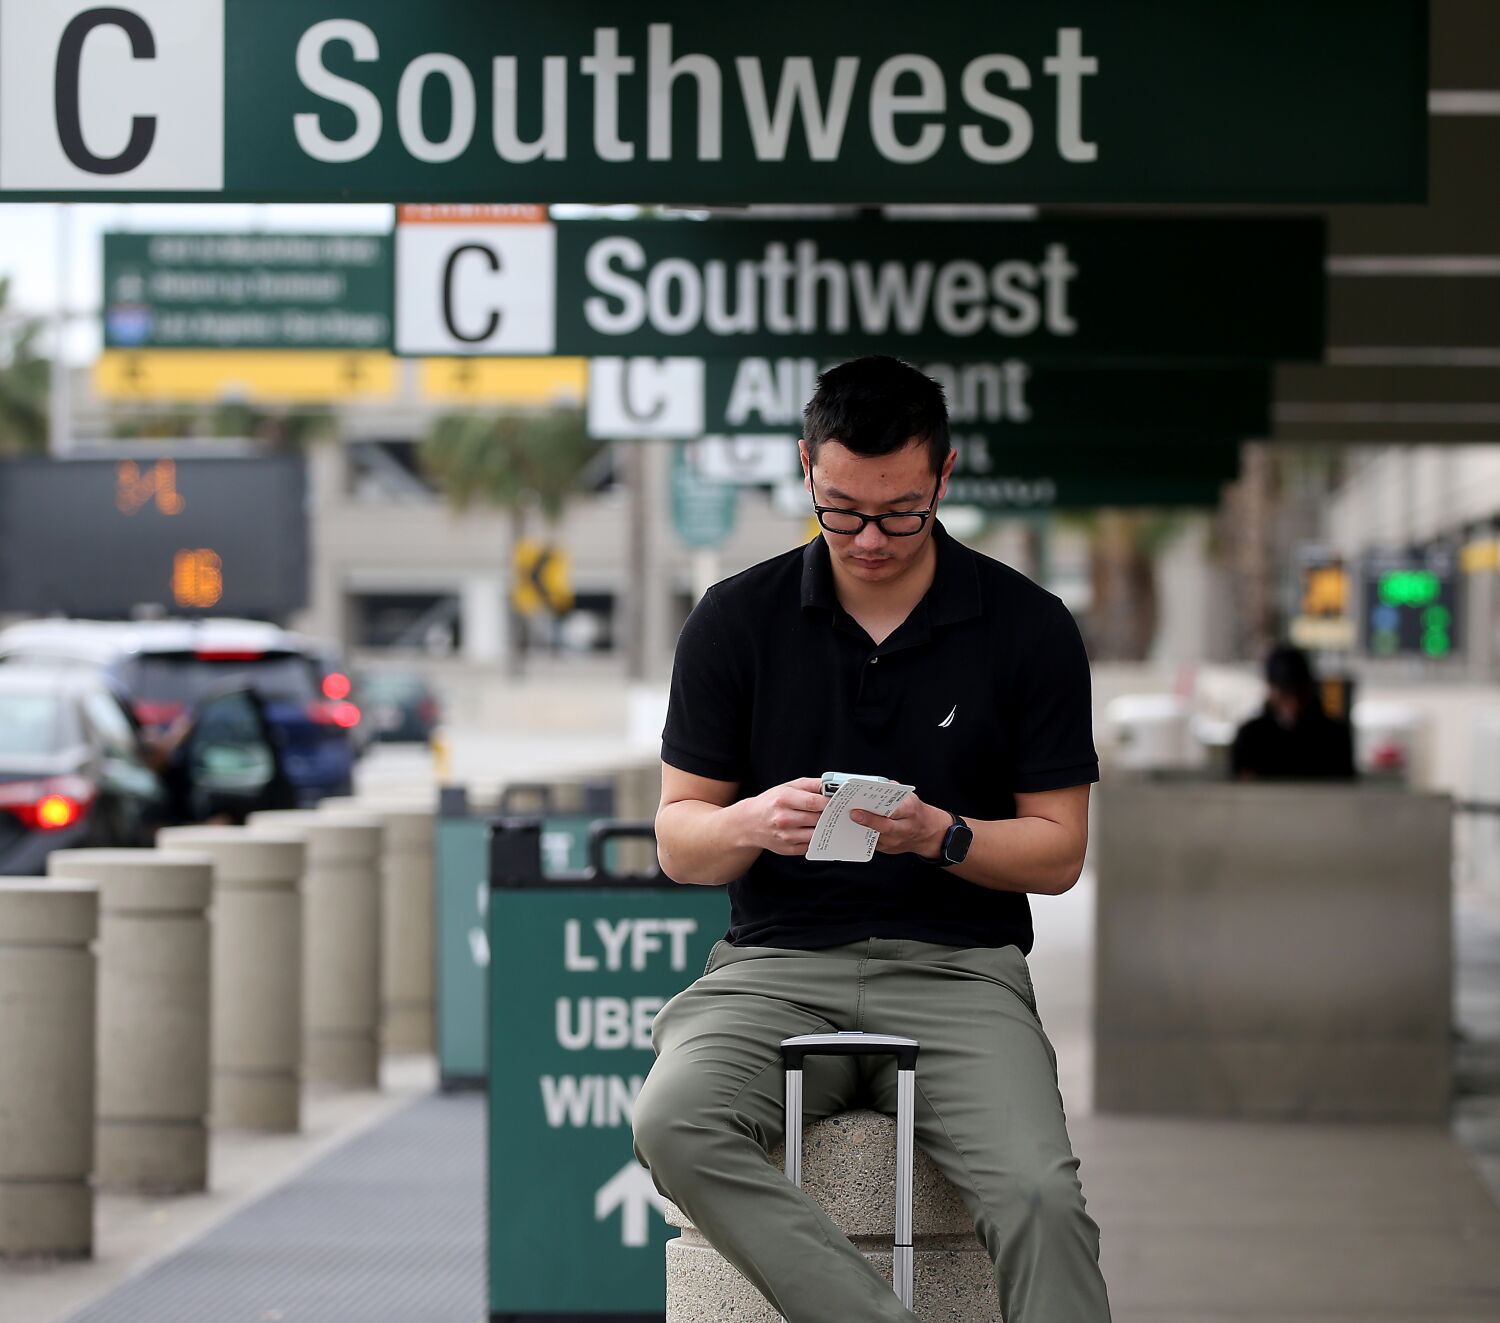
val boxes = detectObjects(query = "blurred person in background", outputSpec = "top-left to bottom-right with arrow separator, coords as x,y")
1231,644 -> 1355,781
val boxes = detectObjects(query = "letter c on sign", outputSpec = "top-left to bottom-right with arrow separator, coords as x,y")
442,243 -> 502,344
55,7 -> 158,175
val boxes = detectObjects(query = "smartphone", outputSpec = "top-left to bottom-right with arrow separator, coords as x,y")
820,771 -> 890,797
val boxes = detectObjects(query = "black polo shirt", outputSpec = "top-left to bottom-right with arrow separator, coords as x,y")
661,519 -> 1098,954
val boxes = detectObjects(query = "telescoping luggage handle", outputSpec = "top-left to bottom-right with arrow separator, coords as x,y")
780,1033 -> 921,1314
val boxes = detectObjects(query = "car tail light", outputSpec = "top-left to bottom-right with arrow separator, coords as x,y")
194,649 -> 264,661
417,698 -> 439,725
133,700 -> 186,728
307,700 -> 361,729
0,775 -> 95,831
322,671 -> 352,700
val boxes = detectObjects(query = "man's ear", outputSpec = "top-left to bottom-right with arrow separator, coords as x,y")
798,439 -> 812,490
937,446 -> 957,501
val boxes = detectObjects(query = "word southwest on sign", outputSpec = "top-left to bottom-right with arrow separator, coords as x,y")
292,21 -> 1098,170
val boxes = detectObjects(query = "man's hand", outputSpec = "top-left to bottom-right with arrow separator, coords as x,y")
849,793 -> 950,860
732,777 -> 829,856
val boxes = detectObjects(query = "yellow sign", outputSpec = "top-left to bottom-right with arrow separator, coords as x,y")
511,541 -> 573,617
173,549 -> 224,609
1461,538 -> 1500,574
94,350 -> 397,402
421,357 -> 587,405
1301,564 -> 1350,617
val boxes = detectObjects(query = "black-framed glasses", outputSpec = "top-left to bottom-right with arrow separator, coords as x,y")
810,477 -> 940,537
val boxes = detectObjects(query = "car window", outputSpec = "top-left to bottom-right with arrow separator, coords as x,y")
188,691 -> 277,790
128,652 -> 321,706
0,693 -> 64,755
81,689 -> 145,762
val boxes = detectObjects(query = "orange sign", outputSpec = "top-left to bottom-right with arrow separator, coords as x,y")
117,460 -> 185,516
173,549 -> 224,609
398,204 -> 547,225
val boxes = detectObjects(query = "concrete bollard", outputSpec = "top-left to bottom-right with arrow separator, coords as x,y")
154,827 -> 305,1132
0,880 -> 98,1257
247,809 -> 383,1088
664,1111 -> 996,1322
317,798 -> 437,1053
46,850 -> 212,1192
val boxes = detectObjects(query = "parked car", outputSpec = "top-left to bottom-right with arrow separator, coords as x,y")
0,664 -> 296,875
0,618 -> 362,807
356,670 -> 442,744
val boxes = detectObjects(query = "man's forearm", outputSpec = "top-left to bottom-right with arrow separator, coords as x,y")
920,805 -> 1086,896
655,798 -> 760,886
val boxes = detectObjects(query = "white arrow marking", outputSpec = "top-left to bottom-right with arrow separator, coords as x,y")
594,1161 -> 670,1248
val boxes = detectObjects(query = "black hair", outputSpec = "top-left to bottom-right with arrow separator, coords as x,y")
1265,644 -> 1316,696
802,355 -> 950,476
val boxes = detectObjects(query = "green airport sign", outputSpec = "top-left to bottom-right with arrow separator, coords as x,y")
401,217 -> 1325,362
0,2 -> 1427,203
103,232 -> 392,350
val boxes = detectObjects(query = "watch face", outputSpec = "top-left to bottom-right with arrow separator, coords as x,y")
944,818 -> 973,864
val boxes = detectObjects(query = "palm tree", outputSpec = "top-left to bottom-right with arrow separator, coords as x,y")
419,407 -> 601,674
0,277 -> 49,454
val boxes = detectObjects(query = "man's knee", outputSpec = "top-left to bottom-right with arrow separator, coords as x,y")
633,1060 -> 720,1180
975,1151 -> 1094,1253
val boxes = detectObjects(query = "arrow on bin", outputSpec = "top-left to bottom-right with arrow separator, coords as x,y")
595,1162 -> 669,1247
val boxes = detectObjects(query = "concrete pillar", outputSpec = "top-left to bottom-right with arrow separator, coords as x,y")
664,1111 -> 995,1321
0,880 -> 98,1257
461,572 -> 506,664
247,809 -> 383,1088
609,760 -> 663,874
46,850 -> 212,1192
154,827 -> 304,1132
317,798 -> 437,1054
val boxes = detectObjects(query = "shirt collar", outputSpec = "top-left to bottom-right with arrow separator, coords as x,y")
800,518 -> 982,626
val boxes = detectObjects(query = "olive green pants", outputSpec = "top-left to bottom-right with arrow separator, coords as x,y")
633,937 -> 1111,1323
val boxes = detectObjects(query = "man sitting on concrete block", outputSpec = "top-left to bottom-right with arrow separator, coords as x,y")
633,356 -> 1113,1323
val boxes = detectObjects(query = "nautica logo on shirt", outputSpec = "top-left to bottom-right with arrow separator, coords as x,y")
939,705 -> 958,728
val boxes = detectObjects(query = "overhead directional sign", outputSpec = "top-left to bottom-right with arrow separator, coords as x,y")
589,356 -> 1271,440
941,435 -> 1240,510
397,217 -> 1325,362
103,232 -> 392,350
0,2 -> 1427,203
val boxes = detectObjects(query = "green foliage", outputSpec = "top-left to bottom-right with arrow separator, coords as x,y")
419,408 -> 601,523
0,276 -> 49,454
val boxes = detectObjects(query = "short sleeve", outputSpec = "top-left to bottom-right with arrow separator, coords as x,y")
661,589 -> 748,782
1010,600 -> 1100,793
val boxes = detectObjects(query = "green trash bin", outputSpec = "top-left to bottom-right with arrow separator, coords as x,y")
487,819 -> 728,1320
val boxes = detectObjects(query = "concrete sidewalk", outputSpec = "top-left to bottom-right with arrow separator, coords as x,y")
1031,875 -> 1500,1323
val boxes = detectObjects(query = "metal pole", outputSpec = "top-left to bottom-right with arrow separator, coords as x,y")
623,441 -> 648,680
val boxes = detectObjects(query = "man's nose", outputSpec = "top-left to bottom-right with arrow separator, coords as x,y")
853,522 -> 890,552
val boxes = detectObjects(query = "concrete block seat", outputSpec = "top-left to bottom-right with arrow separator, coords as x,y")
664,1110 -> 999,1322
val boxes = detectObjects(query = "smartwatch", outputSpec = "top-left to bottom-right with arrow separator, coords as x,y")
938,812 -> 973,866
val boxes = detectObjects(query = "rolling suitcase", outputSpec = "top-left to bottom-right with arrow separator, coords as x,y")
780,1032 -> 922,1314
